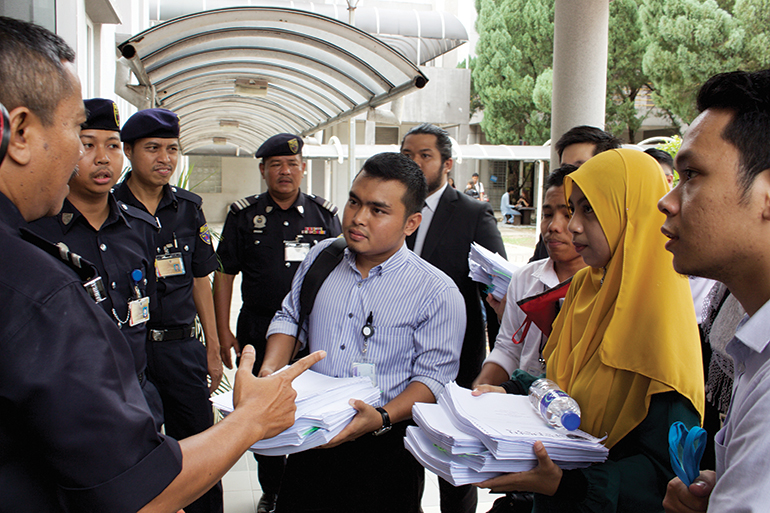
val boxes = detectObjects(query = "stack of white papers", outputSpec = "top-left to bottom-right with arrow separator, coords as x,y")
468,242 -> 518,301
211,369 -> 380,456
405,382 -> 609,486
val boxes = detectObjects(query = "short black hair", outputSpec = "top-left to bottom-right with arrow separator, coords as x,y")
0,17 -> 76,126
507,185 -> 517,193
696,69 -> 770,197
554,125 -> 622,160
644,148 -> 674,172
402,123 -> 453,165
545,164 -> 579,191
358,152 -> 427,216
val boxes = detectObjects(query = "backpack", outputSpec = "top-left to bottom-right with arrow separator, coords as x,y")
292,237 -> 347,358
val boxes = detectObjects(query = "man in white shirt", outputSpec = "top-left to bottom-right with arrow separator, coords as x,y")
660,69 -> 770,513
473,164 -> 587,386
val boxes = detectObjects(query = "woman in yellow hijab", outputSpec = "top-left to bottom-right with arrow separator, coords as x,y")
475,149 -> 704,512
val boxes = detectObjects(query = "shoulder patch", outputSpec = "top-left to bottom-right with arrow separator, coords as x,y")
118,201 -> 161,231
308,194 -> 338,215
170,186 -> 203,206
229,194 -> 259,215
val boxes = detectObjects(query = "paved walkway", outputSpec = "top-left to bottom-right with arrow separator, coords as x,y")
213,220 -> 539,513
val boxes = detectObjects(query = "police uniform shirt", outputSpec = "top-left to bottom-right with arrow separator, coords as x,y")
113,172 -> 218,328
216,190 -> 341,315
0,191 -> 182,511
29,195 -> 158,374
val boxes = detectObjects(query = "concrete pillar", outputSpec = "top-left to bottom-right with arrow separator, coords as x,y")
550,0 -> 609,165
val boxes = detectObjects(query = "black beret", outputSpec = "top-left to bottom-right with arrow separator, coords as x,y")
254,133 -> 303,159
121,108 -> 180,143
83,98 -> 120,132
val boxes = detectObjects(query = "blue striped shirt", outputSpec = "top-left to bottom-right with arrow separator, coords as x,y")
268,238 -> 465,404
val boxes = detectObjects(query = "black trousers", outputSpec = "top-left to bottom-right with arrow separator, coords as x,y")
237,308 -> 287,494
439,478 -> 478,513
276,421 -> 423,513
146,335 -> 222,513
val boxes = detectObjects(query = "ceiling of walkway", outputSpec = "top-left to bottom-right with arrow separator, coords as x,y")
117,4 -> 468,156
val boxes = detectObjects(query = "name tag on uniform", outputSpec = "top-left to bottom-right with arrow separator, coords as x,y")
284,241 -> 310,262
128,297 -> 150,326
155,252 -> 185,278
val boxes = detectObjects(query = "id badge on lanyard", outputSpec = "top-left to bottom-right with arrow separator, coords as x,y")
351,311 -> 377,386
155,252 -> 185,278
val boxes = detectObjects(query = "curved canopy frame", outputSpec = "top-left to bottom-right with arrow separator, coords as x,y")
117,6 -> 432,156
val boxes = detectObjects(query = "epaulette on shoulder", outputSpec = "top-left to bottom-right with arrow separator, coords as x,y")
229,195 -> 259,215
170,186 -> 203,206
118,201 -> 161,231
308,194 -> 338,215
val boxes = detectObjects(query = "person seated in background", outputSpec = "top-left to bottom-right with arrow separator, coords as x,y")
464,180 -> 480,199
474,164 -> 585,386
514,190 -> 531,208
645,147 -> 675,187
474,149 -> 704,513
500,186 -> 519,224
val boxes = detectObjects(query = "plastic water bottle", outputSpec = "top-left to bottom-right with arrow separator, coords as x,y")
528,378 -> 581,431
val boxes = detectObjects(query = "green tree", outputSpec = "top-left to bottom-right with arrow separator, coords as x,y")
606,0 -> 652,143
472,0 -> 554,144
640,0 -> 744,125
734,0 -> 770,69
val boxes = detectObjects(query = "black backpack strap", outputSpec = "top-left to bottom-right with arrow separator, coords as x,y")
293,237 -> 347,358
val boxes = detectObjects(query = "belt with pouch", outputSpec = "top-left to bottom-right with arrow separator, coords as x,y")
148,323 -> 196,342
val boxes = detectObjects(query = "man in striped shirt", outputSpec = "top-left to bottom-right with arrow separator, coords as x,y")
261,152 -> 465,513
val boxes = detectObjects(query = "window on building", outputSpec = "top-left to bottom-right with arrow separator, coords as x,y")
187,155 -> 222,193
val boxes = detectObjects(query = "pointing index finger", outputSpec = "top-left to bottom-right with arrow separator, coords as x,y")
279,350 -> 326,381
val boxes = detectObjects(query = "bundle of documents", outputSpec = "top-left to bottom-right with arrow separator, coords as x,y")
211,369 -> 380,456
405,382 -> 609,486
467,242 -> 518,301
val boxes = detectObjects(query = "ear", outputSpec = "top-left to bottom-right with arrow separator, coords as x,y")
443,157 -> 454,174
259,162 -> 266,179
301,160 -> 307,175
403,211 -> 422,237
123,143 -> 132,160
5,107 -> 34,166
757,169 -> 770,222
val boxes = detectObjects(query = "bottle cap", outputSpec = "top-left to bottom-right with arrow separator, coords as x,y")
131,269 -> 143,282
561,411 -> 581,431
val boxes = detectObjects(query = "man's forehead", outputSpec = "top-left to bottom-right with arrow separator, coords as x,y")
402,133 -> 438,150
675,109 -> 734,168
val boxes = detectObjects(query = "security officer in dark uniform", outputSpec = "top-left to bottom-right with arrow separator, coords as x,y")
30,98 -> 164,428
213,133 -> 341,512
113,108 -> 224,513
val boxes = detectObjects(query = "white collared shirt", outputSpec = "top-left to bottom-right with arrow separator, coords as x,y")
710,297 -> 770,511
413,182 -> 448,257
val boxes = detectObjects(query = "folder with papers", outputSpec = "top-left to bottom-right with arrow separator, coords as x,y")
467,242 -> 519,301
405,382 -> 609,486
211,369 -> 380,456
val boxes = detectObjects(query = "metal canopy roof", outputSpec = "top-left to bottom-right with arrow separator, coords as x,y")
117,6 -> 438,156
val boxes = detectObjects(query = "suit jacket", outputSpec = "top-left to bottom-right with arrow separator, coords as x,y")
409,185 -> 507,387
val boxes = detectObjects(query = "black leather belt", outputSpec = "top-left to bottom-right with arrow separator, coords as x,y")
148,323 -> 196,342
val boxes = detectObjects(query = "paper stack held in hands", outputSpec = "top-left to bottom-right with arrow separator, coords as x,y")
405,382 -> 609,486
467,242 -> 518,301
211,368 -> 380,456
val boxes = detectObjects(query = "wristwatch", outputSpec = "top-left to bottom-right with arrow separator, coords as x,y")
372,406 -> 392,436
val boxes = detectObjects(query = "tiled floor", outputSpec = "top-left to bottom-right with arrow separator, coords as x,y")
214,221 -> 535,513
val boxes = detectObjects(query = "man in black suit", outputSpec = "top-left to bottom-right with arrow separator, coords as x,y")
401,123 -> 507,513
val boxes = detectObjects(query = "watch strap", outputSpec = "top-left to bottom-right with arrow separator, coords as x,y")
372,406 -> 391,436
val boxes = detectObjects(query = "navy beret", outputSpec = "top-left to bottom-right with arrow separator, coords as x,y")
83,98 -> 120,132
254,133 -> 303,159
121,108 -> 179,143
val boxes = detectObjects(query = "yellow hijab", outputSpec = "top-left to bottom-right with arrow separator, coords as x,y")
545,149 -> 704,449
